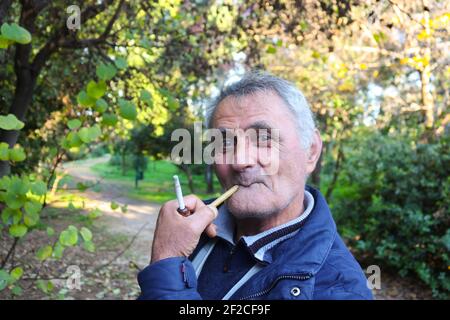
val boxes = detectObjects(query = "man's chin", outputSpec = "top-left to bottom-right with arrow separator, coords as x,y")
227,193 -> 275,220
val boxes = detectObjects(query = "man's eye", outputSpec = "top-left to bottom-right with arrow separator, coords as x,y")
257,133 -> 271,146
223,138 -> 234,149
258,133 -> 270,142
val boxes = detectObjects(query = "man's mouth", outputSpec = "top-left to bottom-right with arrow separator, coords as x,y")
237,181 -> 262,188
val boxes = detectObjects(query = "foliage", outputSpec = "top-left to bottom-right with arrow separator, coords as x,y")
330,130 -> 450,298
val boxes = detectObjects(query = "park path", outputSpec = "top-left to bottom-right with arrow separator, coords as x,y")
60,155 -> 160,269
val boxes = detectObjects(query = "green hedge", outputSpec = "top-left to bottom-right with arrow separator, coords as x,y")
329,131 -> 449,298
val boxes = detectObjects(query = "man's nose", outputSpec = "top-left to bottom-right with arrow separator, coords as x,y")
231,135 -> 258,171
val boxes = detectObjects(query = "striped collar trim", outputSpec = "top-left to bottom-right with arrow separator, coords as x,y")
215,190 -> 315,264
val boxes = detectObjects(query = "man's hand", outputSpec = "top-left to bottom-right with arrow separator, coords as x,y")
150,195 -> 218,264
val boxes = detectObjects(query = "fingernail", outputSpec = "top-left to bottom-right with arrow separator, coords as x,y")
207,205 -> 218,219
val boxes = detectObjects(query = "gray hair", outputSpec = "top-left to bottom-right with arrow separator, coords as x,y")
206,71 -> 316,149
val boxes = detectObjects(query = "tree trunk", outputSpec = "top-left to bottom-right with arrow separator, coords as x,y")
180,164 -> 195,193
325,143 -> 344,202
310,152 -> 322,188
121,149 -> 126,176
0,69 -> 37,177
205,164 -> 214,193
421,9 -> 434,129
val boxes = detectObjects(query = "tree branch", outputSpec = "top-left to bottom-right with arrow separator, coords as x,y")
31,0 -> 119,73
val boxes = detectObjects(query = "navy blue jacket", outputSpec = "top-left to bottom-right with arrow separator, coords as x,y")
137,186 -> 373,300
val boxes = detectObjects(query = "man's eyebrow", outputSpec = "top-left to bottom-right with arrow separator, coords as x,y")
217,121 -> 275,133
245,121 -> 274,131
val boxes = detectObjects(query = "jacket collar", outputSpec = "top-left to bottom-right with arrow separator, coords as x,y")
214,190 -> 315,264
268,185 -> 337,275
212,185 -> 336,274
232,186 -> 337,300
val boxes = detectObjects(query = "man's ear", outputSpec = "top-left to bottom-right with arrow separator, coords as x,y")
305,129 -> 323,175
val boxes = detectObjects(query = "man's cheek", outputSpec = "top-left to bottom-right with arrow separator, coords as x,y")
259,146 -> 281,176
215,164 -> 230,182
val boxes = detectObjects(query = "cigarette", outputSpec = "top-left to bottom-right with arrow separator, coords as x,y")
209,185 -> 239,208
173,175 -> 186,210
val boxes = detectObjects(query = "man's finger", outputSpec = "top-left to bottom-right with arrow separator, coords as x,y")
187,205 -> 218,234
183,194 -> 206,213
205,223 -> 217,238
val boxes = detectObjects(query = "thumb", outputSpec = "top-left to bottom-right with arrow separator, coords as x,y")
187,205 -> 218,234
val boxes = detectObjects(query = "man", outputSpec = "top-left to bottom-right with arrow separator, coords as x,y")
137,72 -> 373,300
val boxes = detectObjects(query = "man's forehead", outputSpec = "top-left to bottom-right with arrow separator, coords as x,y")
216,120 -> 274,132
212,91 -> 289,129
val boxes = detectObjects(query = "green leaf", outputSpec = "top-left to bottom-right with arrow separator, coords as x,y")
9,224 -> 27,238
88,125 -> 102,141
0,269 -> 12,291
8,146 -> 26,162
36,245 -> 53,261
86,80 -> 107,99
67,119 -> 81,130
266,46 -> 277,54
94,98 -> 108,113
0,114 -> 24,130
12,209 -> 22,225
36,280 -> 54,293
52,242 -> 64,259
77,127 -> 90,143
140,89 -> 153,107
1,23 -> 31,44
0,35 -> 12,49
110,201 -> 119,210
65,131 -> 83,148
101,113 -> 118,126
77,90 -> 96,107
24,212 -> 39,227
59,225 -> 78,246
83,240 -> 95,253
118,99 -> 137,120
46,226 -> 55,237
30,180 -> 47,196
11,285 -> 22,296
1,207 -> 14,224
10,267 -> 23,280
5,193 -> 25,210
0,142 -> 9,161
9,176 -> 29,195
166,95 -> 179,110
24,201 -> 42,215
78,125 -> 101,143
80,227 -> 92,241
96,63 -> 117,80
87,208 -> 102,219
114,57 -> 128,70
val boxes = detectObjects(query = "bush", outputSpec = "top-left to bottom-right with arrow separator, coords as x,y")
329,130 -> 450,298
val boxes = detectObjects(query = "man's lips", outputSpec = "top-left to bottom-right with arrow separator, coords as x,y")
236,181 -> 264,188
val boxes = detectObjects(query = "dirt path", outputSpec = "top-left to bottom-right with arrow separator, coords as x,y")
61,155 -> 159,269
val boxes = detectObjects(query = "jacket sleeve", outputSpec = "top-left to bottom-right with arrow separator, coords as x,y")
137,257 -> 203,300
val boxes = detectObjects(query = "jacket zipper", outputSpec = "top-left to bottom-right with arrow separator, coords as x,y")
239,273 -> 312,300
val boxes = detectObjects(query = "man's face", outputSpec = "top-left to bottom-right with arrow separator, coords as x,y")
212,90 -> 319,219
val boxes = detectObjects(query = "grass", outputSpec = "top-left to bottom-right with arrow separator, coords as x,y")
91,159 -> 222,204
